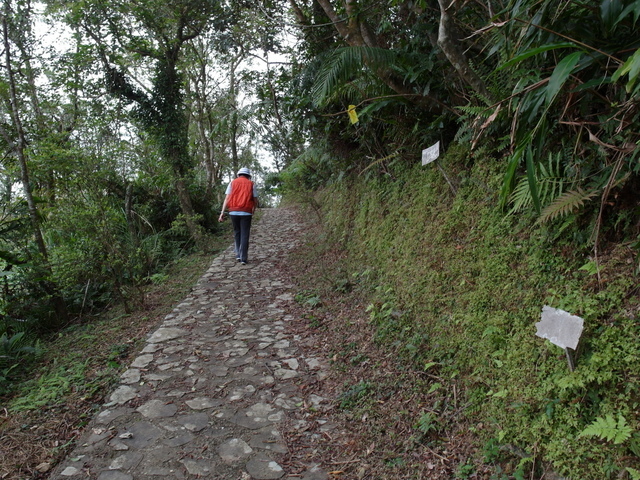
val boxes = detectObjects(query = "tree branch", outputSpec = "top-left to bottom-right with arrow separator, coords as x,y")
288,0 -> 309,25
315,0 -> 353,40
437,0 -> 491,101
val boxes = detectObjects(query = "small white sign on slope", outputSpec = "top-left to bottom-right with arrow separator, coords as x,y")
535,305 -> 584,350
422,141 -> 440,166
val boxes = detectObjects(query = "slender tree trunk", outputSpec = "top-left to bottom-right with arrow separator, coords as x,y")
2,12 -> 48,262
124,183 -> 138,243
1,5 -> 67,324
1,170 -> 11,203
437,0 -> 491,101
229,58 -> 240,173
199,119 -> 215,200
10,4 -> 65,205
186,48 -> 217,208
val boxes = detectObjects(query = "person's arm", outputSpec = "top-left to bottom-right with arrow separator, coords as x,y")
219,194 -> 230,222
252,184 -> 258,214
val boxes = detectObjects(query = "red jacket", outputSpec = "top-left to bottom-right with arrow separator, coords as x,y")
228,177 -> 256,214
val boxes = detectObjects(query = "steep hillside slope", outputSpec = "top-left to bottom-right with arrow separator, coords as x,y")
288,148 -> 640,479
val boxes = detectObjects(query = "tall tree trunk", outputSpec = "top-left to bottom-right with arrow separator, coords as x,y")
1,170 -> 11,203
158,50 -> 203,245
2,13 -> 47,262
187,40 -> 221,205
124,183 -> 138,243
229,58 -> 240,173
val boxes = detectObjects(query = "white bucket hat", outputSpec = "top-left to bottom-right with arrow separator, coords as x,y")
237,167 -> 251,177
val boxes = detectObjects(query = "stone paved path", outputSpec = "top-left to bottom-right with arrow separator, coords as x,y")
49,208 -> 331,480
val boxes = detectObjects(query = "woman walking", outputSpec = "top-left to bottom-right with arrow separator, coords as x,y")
219,168 -> 259,265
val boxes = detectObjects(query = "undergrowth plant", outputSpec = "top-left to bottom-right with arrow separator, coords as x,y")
580,415 -> 633,444
9,360 -> 88,412
0,331 -> 41,393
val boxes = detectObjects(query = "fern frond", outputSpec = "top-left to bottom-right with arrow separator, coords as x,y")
580,414 -> 633,444
508,176 -> 533,213
312,46 -> 399,107
538,188 -> 599,223
627,467 -> 640,480
360,152 -> 399,174
508,152 -> 564,214
457,104 -> 495,117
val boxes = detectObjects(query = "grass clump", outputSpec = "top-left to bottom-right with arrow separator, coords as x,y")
10,360 -> 89,412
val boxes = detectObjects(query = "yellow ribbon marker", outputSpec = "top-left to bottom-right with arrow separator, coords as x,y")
347,104 -> 359,124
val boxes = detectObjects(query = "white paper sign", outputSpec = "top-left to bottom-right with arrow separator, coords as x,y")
421,141 -> 440,166
535,306 -> 584,350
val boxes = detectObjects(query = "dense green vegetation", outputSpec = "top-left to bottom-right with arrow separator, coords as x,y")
0,1 -> 291,392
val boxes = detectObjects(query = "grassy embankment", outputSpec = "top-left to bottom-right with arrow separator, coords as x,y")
289,145 -> 640,479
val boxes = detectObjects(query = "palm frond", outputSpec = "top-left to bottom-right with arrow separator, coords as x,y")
311,46 -> 399,107
538,188 -> 599,223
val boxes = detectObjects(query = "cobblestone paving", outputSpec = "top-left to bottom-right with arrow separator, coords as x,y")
49,208 -> 330,480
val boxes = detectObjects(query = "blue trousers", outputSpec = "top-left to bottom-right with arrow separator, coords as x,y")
231,215 -> 252,263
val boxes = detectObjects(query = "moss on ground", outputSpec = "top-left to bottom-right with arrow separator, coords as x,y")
291,148 -> 640,479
